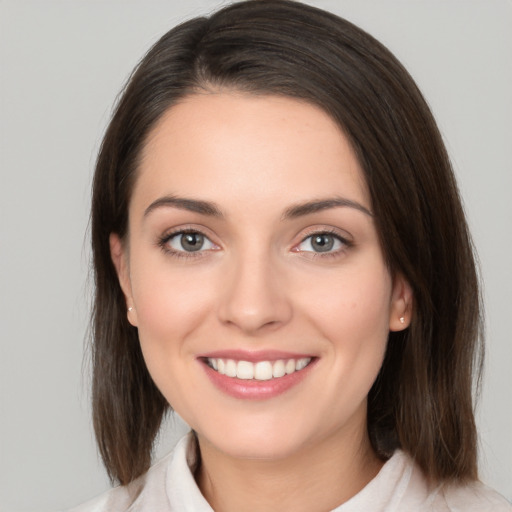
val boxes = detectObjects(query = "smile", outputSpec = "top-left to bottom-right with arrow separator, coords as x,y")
200,352 -> 317,399
206,357 -> 312,380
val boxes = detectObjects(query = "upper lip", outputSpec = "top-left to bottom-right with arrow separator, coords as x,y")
197,349 -> 315,363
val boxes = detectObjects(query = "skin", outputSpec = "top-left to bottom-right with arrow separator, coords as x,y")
111,92 -> 412,512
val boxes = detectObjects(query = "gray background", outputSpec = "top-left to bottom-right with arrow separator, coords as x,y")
0,1 -> 510,510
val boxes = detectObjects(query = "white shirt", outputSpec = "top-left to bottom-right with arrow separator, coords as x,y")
69,433 -> 511,511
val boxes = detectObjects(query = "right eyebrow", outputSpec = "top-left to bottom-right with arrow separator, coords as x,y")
143,195 -> 224,218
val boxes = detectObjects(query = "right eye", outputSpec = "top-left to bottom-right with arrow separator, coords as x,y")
165,231 -> 217,253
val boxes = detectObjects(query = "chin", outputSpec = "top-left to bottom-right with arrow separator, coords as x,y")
215,434 -> 306,461
195,410 -> 322,461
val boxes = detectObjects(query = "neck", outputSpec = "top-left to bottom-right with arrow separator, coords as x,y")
195,422 -> 383,512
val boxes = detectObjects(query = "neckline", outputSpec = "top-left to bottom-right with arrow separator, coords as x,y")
166,432 -> 414,512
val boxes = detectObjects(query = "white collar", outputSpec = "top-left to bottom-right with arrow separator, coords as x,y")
164,432 -> 413,512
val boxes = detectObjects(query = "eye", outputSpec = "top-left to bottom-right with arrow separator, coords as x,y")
165,231 -> 216,253
297,232 -> 346,253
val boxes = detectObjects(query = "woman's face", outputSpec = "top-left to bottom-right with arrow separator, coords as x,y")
112,93 -> 410,461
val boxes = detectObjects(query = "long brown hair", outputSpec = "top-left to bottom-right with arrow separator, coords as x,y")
91,0 -> 483,485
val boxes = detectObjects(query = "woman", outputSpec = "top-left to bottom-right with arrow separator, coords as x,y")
73,0 -> 511,510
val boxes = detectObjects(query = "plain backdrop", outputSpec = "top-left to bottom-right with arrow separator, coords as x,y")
0,1 -> 510,510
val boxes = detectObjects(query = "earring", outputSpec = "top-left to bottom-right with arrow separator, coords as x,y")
399,316 -> 405,324
128,307 -> 133,312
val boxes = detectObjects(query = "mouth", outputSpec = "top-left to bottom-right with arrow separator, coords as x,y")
204,356 -> 312,380
198,352 -> 317,400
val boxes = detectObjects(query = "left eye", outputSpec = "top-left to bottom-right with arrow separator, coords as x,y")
297,233 -> 344,253
167,232 -> 216,252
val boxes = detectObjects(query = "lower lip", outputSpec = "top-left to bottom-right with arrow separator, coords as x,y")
200,359 -> 317,400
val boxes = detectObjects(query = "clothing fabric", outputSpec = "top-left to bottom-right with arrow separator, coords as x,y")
69,432 -> 511,512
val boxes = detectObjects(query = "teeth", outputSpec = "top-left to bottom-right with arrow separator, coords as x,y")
272,360 -> 286,378
225,359 -> 237,378
237,360 -> 254,380
296,358 -> 309,371
285,359 -> 296,374
254,361 -> 273,381
207,357 -> 312,380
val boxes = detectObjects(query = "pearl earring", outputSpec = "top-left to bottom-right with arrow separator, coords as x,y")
128,307 -> 133,312
399,316 -> 405,324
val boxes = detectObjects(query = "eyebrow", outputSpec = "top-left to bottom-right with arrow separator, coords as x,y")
143,195 -> 372,220
282,197 -> 373,219
144,195 -> 224,218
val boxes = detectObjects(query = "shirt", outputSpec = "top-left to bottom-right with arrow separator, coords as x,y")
69,432 -> 512,511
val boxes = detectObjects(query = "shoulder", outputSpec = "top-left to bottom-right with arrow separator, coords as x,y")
398,452 -> 512,512
370,450 -> 512,512
436,481 -> 512,512
67,432 -> 212,512
65,438 -> 185,512
66,458 -> 170,512
66,483 -> 138,512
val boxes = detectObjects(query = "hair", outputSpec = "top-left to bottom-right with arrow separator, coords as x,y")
91,0 -> 483,486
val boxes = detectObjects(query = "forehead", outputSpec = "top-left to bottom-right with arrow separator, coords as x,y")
133,92 -> 370,215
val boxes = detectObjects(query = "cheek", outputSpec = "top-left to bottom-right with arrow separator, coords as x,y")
128,256 -> 218,411
305,258 -> 392,337
129,255 -> 216,356
299,257 -> 392,385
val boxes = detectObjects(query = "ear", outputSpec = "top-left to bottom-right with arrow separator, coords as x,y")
110,233 -> 138,327
388,273 -> 413,332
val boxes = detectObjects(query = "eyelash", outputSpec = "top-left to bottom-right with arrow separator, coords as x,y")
295,229 -> 352,259
157,228 -> 352,260
157,228 -> 217,259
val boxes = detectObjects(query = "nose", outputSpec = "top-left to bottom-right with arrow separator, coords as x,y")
217,250 -> 293,335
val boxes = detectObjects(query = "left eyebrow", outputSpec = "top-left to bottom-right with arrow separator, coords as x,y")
282,197 -> 373,220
